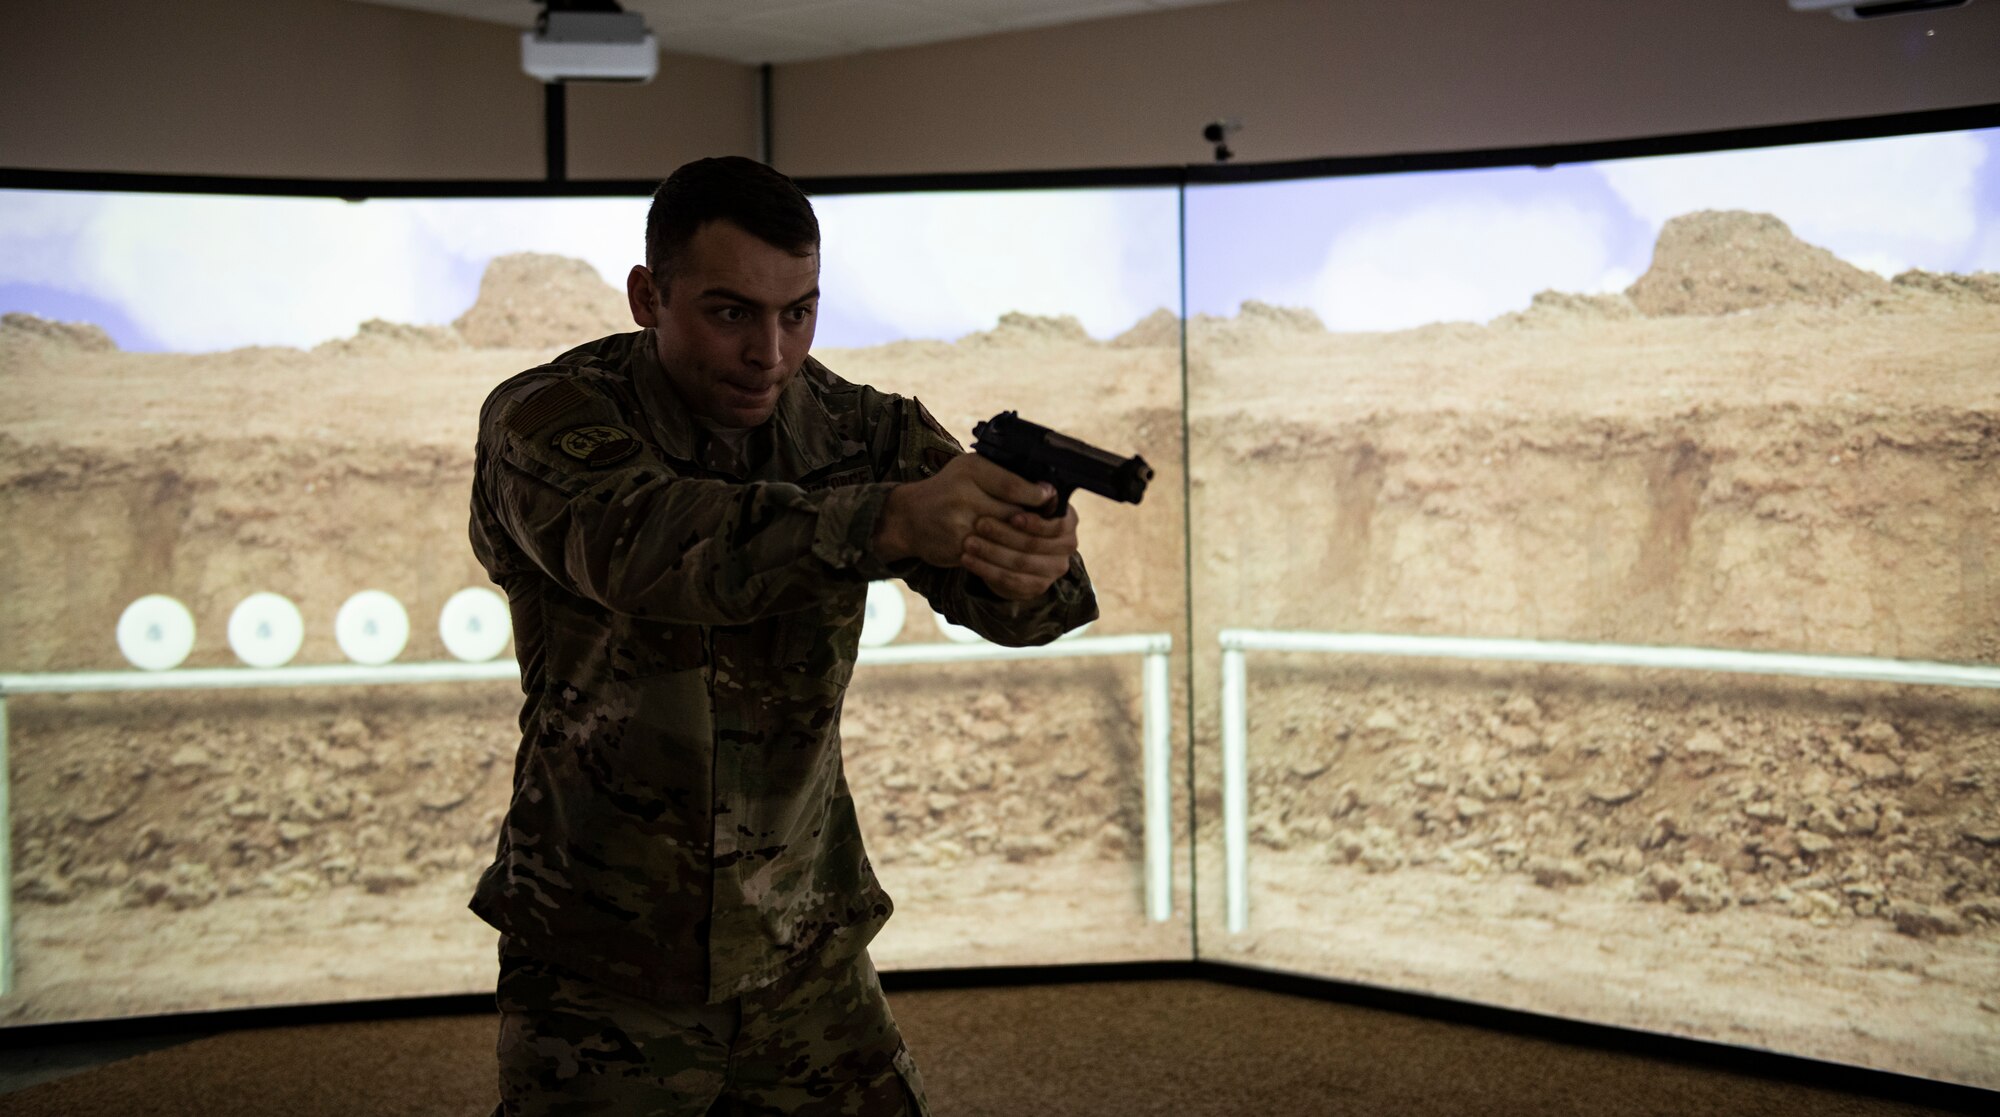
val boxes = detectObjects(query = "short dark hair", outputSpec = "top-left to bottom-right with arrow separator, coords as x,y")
645,157 -> 819,299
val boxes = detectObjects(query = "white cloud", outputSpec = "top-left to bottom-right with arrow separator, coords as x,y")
1597,132 -> 1986,271
1845,250 -> 1910,280
394,197 -> 645,300
814,189 -> 1176,344
74,194 -> 446,352
0,191 -> 99,242
1974,221 -> 2000,274
0,192 -> 652,352
0,191 -> 104,290
1593,264 -> 1640,295
1302,196 -> 1617,331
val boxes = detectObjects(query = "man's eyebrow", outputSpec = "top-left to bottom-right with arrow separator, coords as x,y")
696,285 -> 820,308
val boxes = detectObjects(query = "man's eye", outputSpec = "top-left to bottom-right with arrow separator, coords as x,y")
788,306 -> 815,323
715,307 -> 746,322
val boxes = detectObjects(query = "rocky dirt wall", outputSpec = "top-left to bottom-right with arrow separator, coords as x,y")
1191,401 -> 2000,660
1182,262 -> 2000,945
0,305 -> 1190,1023
1238,666 -> 1999,936
0,438 -> 492,671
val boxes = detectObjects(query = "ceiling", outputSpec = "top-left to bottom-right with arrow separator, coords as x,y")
347,0 -> 1240,65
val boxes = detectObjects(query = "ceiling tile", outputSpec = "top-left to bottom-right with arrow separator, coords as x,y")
661,21 -> 842,64
992,1 -> 1154,33
348,0 -> 537,29
735,1 -> 989,51
627,0 -> 783,33
905,0 -> 1096,29
344,0 -> 1247,64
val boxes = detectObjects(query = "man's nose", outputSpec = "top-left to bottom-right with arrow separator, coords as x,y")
744,317 -> 783,370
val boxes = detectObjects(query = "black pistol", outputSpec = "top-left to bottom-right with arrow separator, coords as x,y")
969,411 -> 1153,517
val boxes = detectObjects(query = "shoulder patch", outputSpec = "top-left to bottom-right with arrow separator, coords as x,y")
553,425 -> 642,468
507,380 -> 594,439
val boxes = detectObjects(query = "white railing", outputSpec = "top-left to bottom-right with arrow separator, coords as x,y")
1218,629 -> 2000,935
0,632 -> 1176,998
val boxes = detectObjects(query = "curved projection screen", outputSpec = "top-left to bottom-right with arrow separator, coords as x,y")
1184,126 -> 2000,1090
0,185 -> 1189,1025
2,120 -> 1996,1092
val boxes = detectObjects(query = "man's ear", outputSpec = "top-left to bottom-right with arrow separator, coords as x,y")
628,265 -> 661,328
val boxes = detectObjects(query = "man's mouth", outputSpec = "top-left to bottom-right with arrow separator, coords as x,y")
722,381 -> 780,408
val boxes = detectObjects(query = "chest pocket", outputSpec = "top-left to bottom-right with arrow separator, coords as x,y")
712,612 -> 832,677
702,597 -> 860,722
610,618 -> 707,680
546,591 -> 704,682
772,584 -> 864,695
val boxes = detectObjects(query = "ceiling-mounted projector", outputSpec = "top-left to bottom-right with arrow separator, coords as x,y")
522,6 -> 658,83
1787,0 -> 1971,18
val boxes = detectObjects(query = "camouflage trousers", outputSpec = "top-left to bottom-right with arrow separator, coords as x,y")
490,934 -> 932,1116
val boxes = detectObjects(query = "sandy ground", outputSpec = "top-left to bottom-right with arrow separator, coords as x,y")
0,658 -> 1189,1024
4,848 -> 1190,1026
3,211 -> 1997,1089
1208,850 -> 2000,1088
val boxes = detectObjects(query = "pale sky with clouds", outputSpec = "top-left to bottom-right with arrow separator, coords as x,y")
1302,195 -> 1633,333
1190,126 -> 1999,332
3,126 -> 1994,351
1594,130 -> 1991,280
0,191 -> 646,352
0,187 -> 1177,354
813,188 -> 1179,348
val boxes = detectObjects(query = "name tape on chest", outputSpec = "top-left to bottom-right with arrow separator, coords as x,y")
804,467 -> 875,492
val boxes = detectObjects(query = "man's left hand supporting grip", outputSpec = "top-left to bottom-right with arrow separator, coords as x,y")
872,453 -> 1080,602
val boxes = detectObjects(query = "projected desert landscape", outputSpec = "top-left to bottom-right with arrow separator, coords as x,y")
2,210 -> 1996,1088
0,250 -> 1191,1027
1187,211 -> 2000,1088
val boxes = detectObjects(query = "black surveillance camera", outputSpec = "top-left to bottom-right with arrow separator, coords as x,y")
1203,118 -> 1241,163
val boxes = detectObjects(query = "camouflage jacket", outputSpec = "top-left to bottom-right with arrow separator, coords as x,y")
467,328 -> 1097,1005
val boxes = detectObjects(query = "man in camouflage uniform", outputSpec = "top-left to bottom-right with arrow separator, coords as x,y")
468,156 -> 1097,1115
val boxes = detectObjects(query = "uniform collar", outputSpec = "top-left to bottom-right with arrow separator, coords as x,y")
767,355 -> 849,480
626,330 -> 847,480
628,330 -> 701,464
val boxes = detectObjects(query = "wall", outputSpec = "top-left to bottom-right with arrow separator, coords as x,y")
4,0 -> 1998,195
774,0 -> 2000,177
0,0 -> 756,181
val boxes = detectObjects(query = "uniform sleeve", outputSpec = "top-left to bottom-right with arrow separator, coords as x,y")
877,395 -> 1099,648
474,375 -> 901,623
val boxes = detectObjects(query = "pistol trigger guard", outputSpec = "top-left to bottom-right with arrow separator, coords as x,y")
1042,487 -> 1071,519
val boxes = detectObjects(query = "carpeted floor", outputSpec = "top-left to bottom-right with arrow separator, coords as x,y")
0,978 -> 1976,1116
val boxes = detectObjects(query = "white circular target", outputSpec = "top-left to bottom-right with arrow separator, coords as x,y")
116,595 -> 196,671
335,590 -> 410,665
860,582 -> 907,648
227,592 -> 304,668
932,609 -> 987,645
439,587 -> 512,662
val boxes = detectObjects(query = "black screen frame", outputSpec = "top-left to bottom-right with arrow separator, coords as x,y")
1,102 -> 1995,199
2,101 -> 1997,1113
